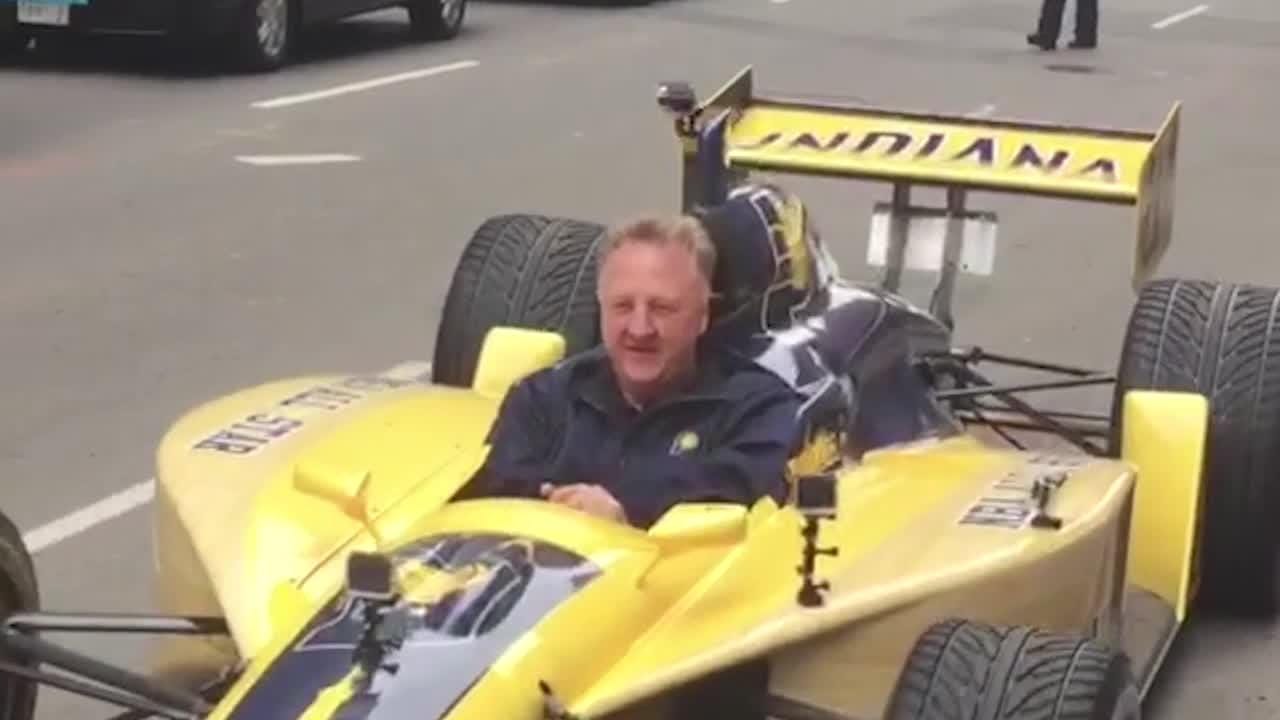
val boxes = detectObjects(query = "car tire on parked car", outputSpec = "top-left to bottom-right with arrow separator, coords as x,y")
1111,277 -> 1280,618
432,213 -> 607,388
234,0 -> 293,72
0,510 -> 39,720
884,618 -> 1140,720
0,12 -> 29,60
406,0 -> 465,41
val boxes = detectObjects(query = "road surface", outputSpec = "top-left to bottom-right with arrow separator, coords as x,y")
1,0 -> 1277,717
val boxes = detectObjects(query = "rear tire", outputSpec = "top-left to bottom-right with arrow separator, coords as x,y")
885,618 -> 1139,720
1111,278 -> 1280,617
431,213 -> 606,387
0,511 -> 39,720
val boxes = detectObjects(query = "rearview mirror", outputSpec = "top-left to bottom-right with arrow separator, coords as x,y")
292,464 -> 386,547
293,464 -> 372,518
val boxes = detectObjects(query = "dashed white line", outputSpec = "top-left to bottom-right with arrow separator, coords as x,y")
20,361 -> 433,554
1152,4 -> 1210,29
251,60 -> 479,109
966,104 -> 998,118
236,154 -> 362,166
22,480 -> 156,555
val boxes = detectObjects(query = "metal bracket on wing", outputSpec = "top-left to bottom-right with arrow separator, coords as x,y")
867,184 -> 997,333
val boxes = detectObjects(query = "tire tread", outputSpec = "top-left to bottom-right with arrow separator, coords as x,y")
1112,278 -> 1280,615
432,214 -> 605,387
885,619 -> 1133,720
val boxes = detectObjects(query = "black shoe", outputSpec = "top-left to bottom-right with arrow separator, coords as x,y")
1026,33 -> 1056,50
1068,38 -> 1096,48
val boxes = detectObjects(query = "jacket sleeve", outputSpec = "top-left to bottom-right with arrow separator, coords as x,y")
615,383 -> 803,529
462,373 -> 562,500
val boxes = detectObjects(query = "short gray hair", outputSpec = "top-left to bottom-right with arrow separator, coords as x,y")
597,215 -> 717,286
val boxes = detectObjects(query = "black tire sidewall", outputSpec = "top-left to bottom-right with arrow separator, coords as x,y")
407,0 -> 464,40
432,214 -> 605,387
886,619 -> 1139,720
1110,278 -> 1280,616
234,0 -> 290,71
0,512 -> 38,720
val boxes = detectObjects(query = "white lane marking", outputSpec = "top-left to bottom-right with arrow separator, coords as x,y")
770,0 -> 790,5
251,60 -> 479,109
966,104 -> 997,118
1152,4 -> 1209,29
19,361 -> 433,554
236,154 -> 362,166
23,480 -> 156,555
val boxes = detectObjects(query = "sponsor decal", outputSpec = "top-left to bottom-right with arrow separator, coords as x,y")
193,375 -> 414,455
959,456 -> 1088,529
737,129 -> 1120,184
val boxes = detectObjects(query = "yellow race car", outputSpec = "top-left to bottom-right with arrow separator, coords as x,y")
1,66 -> 1277,720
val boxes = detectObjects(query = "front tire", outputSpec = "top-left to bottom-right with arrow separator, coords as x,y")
0,510 -> 39,720
885,618 -> 1139,720
1111,278 -> 1280,617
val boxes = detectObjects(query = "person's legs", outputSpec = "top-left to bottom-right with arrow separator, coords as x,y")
1072,0 -> 1098,46
1028,0 -> 1067,49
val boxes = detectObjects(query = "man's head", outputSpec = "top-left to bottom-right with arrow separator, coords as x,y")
596,214 -> 717,409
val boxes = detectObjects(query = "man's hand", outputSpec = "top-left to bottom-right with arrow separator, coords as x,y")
540,483 -> 628,524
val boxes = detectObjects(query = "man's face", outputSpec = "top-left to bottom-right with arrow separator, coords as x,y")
597,239 -> 710,406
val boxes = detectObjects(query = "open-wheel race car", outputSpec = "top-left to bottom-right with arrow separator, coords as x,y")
1,65 -> 1278,720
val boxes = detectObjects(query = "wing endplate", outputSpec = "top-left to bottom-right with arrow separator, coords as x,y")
1120,389 -> 1208,621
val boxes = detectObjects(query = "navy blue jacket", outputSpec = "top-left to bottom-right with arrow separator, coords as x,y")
465,345 -> 803,529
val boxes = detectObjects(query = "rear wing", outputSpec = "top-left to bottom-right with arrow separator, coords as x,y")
658,66 -> 1181,310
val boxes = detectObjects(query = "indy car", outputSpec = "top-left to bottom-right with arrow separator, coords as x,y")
1,65 -> 1277,720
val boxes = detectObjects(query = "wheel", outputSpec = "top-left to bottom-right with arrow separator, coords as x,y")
0,510 -> 39,720
0,31 -> 28,59
234,0 -> 291,71
406,0 -> 465,41
431,213 -> 607,388
885,618 -> 1140,720
1111,278 -> 1280,617
0,12 -> 30,60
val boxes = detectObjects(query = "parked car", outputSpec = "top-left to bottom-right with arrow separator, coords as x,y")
0,0 -> 466,71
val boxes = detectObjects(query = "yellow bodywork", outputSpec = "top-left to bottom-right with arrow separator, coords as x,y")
1120,390 -> 1209,622
727,103 -> 1155,203
146,321 -> 1211,719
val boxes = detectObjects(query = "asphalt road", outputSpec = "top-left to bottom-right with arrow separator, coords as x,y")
2,0 -> 1278,718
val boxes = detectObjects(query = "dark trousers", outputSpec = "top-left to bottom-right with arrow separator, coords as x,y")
1036,0 -> 1098,43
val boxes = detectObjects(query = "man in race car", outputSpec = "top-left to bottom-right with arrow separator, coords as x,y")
464,207 -> 806,529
